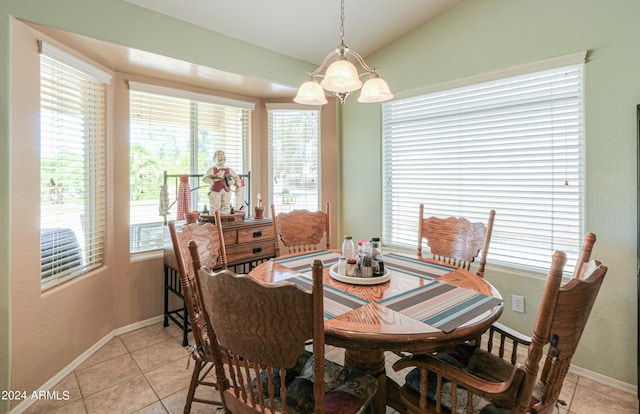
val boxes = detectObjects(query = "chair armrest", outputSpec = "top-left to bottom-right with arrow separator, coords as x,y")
393,354 -> 525,400
491,322 -> 532,346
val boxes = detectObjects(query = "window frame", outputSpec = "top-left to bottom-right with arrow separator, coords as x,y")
382,53 -> 587,275
128,82 -> 254,255
266,103 -> 322,214
39,41 -> 111,290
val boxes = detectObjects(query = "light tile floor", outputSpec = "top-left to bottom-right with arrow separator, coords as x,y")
22,322 -> 638,414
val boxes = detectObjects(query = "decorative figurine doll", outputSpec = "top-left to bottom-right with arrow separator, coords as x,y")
203,150 -> 242,214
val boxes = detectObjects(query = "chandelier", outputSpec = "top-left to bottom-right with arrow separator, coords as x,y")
294,0 -> 393,105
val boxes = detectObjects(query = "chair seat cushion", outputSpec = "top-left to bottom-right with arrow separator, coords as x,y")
404,345 -> 544,414
256,351 -> 378,414
467,348 -> 515,382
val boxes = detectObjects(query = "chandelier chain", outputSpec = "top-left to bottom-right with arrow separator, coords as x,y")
339,0 -> 345,44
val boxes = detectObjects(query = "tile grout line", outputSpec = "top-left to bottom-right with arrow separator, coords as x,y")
562,380 -> 577,413
74,369 -> 89,414
134,337 -> 163,414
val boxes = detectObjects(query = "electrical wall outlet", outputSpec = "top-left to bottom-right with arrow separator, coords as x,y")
512,294 -> 525,313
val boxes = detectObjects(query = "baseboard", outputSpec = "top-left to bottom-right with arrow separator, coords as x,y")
482,333 -> 637,397
112,315 -> 164,337
569,364 -> 638,396
10,315 -> 163,414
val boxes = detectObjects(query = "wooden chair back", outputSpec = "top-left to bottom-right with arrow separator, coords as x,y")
198,259 -> 326,413
572,232 -> 596,278
525,255 -> 607,413
168,216 -> 226,354
417,204 -> 495,277
168,212 -> 228,412
508,249 -> 608,413
271,202 -> 331,256
169,216 -> 228,276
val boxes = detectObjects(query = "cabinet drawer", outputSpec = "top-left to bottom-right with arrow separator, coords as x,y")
223,230 -> 238,245
226,240 -> 276,265
237,225 -> 274,244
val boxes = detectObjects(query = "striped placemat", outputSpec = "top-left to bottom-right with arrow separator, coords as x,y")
379,280 -> 503,333
273,251 -> 453,280
288,274 -> 369,321
384,253 -> 454,280
272,250 -> 341,272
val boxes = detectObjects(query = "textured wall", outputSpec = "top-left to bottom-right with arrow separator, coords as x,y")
341,0 -> 639,385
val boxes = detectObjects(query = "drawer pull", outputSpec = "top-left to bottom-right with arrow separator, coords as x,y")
253,247 -> 263,254
253,231 -> 262,238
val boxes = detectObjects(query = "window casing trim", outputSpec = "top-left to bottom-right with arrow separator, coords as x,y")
391,51 -> 587,102
39,40 -> 112,84
129,81 -> 255,111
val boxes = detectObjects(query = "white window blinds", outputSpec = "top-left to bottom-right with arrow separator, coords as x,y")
267,105 -> 321,213
382,63 -> 584,274
40,44 -> 110,288
129,83 -> 252,253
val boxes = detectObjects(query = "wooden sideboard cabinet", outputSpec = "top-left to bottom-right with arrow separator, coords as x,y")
164,218 -> 275,345
223,218 -> 275,268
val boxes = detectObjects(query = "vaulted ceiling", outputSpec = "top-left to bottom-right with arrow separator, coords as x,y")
123,0 -> 461,64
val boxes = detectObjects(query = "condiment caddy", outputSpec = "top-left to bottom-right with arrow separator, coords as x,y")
331,235 -> 388,284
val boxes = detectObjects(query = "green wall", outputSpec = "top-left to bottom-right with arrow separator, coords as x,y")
341,0 -> 639,385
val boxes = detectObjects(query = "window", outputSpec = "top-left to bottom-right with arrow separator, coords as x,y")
40,42 -> 110,289
267,104 -> 321,213
129,82 -> 253,254
382,58 -> 585,274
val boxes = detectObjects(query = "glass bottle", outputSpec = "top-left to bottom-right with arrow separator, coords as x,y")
371,237 -> 385,276
338,256 -> 347,275
341,235 -> 355,259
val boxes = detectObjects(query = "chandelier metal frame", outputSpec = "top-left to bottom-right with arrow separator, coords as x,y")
294,0 -> 393,105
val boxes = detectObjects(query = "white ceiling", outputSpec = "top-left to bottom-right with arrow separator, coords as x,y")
123,0 -> 461,64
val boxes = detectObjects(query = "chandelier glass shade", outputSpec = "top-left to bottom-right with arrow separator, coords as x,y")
321,58 -> 362,93
293,80 -> 328,105
294,0 -> 393,105
358,73 -> 394,103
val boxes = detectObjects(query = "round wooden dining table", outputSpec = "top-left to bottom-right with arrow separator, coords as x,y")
249,250 -> 503,414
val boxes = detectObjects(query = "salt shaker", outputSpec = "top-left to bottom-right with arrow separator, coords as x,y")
338,256 -> 347,275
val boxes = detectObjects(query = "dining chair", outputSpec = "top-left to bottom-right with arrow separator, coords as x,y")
417,204 -> 496,278
393,249 -> 608,414
168,212 -> 228,413
271,201 -> 331,257
198,258 -> 379,414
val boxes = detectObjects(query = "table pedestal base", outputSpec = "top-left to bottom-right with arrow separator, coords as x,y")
345,349 -> 406,414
